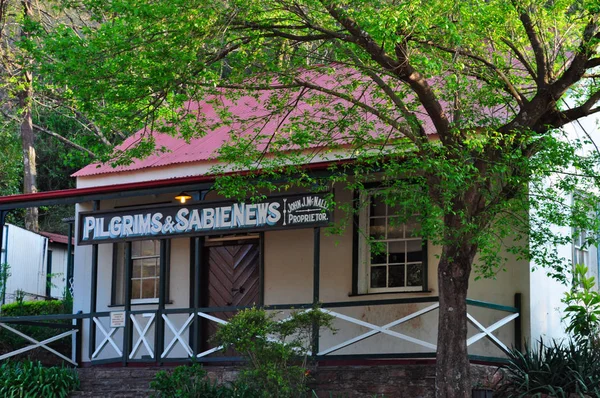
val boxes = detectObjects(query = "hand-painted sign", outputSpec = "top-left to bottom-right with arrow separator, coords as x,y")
110,311 -> 126,328
78,193 -> 332,245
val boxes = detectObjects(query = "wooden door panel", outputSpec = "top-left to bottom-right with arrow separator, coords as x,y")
202,243 -> 259,352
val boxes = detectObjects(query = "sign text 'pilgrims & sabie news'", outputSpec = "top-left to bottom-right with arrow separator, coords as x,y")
78,193 -> 332,245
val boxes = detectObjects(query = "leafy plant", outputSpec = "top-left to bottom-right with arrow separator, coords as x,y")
150,362 -> 260,398
497,339 -> 600,397
562,264 -> 600,345
0,360 -> 79,398
215,307 -> 335,398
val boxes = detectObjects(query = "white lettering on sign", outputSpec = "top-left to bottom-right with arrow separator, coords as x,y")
79,194 -> 331,244
82,201 -> 283,242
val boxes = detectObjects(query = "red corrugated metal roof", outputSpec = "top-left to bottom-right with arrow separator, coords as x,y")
74,67 -> 438,178
39,231 -> 73,245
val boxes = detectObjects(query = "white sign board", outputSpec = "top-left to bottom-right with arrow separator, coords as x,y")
110,311 -> 126,328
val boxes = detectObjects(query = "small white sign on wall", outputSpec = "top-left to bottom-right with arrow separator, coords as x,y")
110,311 -> 126,328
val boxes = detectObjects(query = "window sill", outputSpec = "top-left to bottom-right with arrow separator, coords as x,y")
348,290 -> 432,297
108,300 -> 173,308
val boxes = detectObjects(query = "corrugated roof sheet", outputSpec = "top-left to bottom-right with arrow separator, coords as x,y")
74,67 -> 440,178
38,231 -> 73,245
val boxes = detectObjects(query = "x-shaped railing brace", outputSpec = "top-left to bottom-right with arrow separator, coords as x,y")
129,313 -> 155,359
0,322 -> 77,366
466,312 -> 519,354
92,317 -> 122,359
161,314 -> 195,358
318,304 -> 439,355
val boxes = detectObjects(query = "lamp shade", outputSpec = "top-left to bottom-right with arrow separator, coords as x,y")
174,192 -> 192,204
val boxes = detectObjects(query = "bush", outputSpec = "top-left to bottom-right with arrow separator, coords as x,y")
214,307 -> 335,398
150,363 -> 260,398
562,264 -> 600,346
0,360 -> 79,398
497,338 -> 600,397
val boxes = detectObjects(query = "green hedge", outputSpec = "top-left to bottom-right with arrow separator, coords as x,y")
1,300 -> 69,317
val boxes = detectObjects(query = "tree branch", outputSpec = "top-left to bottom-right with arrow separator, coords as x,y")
501,37 -> 537,80
414,39 -> 526,107
514,2 -> 548,85
318,0 -> 450,138
1,110 -> 96,158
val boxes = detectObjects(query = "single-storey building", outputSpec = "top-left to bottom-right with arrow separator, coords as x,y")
0,74 -> 595,368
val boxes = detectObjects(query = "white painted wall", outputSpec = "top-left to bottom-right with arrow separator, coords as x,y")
527,110 -> 600,344
1,224 -> 48,304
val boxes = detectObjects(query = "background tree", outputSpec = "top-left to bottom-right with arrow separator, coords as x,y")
0,0 -> 118,232
35,1 -> 600,396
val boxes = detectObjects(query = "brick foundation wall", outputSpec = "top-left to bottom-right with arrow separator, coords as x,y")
309,363 -> 501,398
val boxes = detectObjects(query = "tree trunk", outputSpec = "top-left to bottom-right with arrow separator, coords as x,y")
435,239 -> 478,397
19,0 -> 38,232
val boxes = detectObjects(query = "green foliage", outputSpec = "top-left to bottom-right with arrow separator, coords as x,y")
0,360 -> 79,398
498,339 -> 600,397
1,299 -> 69,317
215,307 -> 335,398
562,264 -> 600,344
150,363 -> 260,398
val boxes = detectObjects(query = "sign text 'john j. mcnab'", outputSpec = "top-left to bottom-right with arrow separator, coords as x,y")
78,193 -> 332,245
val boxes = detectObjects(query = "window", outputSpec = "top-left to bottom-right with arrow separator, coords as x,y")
358,191 -> 426,293
573,227 -> 589,268
112,239 -> 168,305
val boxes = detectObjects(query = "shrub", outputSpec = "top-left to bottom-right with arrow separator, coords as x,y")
562,264 -> 600,346
214,307 -> 335,398
497,338 -> 600,397
0,360 -> 79,398
150,363 -> 260,398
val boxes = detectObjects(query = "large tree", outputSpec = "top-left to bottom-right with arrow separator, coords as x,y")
37,1 -> 600,396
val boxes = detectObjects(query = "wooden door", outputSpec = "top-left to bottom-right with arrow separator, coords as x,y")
202,243 -> 260,351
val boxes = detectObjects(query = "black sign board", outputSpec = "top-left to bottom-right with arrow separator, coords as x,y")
78,193 -> 332,245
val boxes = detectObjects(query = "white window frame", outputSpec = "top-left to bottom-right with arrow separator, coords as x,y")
130,241 -> 161,304
357,190 -> 426,294
113,239 -> 166,306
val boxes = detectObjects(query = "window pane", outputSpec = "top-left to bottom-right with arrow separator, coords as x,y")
132,262 -> 142,278
142,240 -> 158,256
369,195 -> 386,217
370,246 -> 386,265
369,218 -> 385,240
388,241 -> 406,264
132,241 -> 142,257
387,217 -> 403,239
370,266 -> 386,288
131,279 -> 141,300
407,263 -> 423,287
142,258 -> 157,277
405,216 -> 420,238
141,279 -> 156,299
389,265 -> 405,287
406,240 -> 424,262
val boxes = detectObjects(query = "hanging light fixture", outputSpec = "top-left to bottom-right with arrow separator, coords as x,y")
174,192 -> 192,204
